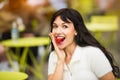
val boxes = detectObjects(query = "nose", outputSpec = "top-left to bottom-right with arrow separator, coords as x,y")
56,27 -> 62,33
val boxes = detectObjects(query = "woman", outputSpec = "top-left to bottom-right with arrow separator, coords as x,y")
48,8 -> 119,80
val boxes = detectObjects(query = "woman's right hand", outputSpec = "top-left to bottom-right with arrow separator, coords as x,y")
49,33 -> 66,61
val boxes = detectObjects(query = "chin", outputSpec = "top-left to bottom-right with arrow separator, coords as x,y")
58,46 -> 65,49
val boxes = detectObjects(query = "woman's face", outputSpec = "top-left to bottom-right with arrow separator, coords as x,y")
51,16 -> 77,49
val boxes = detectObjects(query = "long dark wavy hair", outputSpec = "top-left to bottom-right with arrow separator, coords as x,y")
50,8 -> 119,77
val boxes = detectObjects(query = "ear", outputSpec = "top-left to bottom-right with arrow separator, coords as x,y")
75,32 -> 77,36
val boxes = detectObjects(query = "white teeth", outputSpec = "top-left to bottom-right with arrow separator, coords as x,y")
56,36 -> 64,39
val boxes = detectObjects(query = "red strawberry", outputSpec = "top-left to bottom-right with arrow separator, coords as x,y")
56,37 -> 64,43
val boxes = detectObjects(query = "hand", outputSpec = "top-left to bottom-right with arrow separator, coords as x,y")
49,33 -> 66,61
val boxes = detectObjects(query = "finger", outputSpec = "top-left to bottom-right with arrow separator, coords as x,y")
49,33 -> 59,52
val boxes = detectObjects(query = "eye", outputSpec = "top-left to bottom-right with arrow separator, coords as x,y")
52,25 -> 58,29
63,25 -> 68,28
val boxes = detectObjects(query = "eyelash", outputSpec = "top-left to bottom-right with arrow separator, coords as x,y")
52,25 -> 58,28
52,25 -> 68,29
63,25 -> 68,28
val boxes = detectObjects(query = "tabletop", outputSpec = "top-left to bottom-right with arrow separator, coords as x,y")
1,36 -> 50,73
0,71 -> 28,80
1,37 -> 50,47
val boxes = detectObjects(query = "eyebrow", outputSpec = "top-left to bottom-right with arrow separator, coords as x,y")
52,22 -> 65,25
53,21 -> 72,25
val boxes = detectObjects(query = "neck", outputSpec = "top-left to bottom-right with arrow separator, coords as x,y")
64,43 -> 77,55
64,43 -> 77,64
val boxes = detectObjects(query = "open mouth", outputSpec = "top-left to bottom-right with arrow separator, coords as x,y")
55,37 -> 65,43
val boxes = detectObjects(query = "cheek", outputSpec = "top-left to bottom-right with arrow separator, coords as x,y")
51,29 -> 55,33
66,32 -> 75,41
66,30 -> 75,37
52,28 -> 58,32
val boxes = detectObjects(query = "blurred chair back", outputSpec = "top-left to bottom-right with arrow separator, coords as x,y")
86,15 -> 118,32
0,71 -> 28,80
86,15 -> 119,49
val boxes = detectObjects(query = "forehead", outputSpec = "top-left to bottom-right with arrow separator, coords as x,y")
53,16 -> 72,24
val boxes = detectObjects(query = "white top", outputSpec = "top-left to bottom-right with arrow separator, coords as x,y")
48,46 -> 112,80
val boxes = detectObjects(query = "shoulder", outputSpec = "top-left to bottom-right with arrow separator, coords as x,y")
49,51 -> 56,56
49,51 -> 58,61
81,46 -> 112,78
82,46 -> 103,54
83,46 -> 101,51
49,51 -> 57,57
81,46 -> 105,59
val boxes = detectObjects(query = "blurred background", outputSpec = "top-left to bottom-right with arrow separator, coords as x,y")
0,0 -> 120,80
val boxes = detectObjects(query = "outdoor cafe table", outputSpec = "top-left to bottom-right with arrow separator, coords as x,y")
1,37 -> 50,71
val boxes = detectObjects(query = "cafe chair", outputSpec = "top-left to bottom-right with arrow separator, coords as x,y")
0,71 -> 28,80
86,15 -> 119,49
